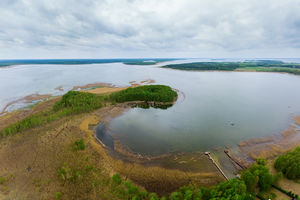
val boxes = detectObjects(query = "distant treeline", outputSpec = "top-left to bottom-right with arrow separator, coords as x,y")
162,61 -> 300,75
0,59 -> 176,67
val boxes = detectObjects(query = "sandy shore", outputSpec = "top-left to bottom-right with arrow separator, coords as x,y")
72,82 -> 114,90
83,86 -> 128,95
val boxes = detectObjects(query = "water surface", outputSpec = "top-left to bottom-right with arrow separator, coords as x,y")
108,71 -> 300,155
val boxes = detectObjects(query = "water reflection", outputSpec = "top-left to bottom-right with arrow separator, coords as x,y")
95,123 -> 114,150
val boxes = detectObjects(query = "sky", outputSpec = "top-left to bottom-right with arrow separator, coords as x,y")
0,0 -> 300,59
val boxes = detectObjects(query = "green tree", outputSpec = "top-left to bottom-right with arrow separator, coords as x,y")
241,171 -> 257,192
274,147 -> 300,180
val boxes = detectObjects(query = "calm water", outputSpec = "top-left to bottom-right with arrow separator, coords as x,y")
1,59 -> 300,155
108,71 -> 300,155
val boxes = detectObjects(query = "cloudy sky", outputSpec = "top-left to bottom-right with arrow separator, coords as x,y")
0,0 -> 300,59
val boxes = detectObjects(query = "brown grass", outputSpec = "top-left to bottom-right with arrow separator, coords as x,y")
234,124 -> 300,164
72,82 -> 113,90
83,87 -> 128,95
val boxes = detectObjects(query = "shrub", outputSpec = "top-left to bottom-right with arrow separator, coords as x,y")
0,176 -> 6,184
112,174 -> 122,185
256,157 -> 266,166
73,139 -> 85,151
56,192 -> 62,199
274,146 -> 300,180
241,158 -> 280,192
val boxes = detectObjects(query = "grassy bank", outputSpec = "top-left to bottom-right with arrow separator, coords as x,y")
162,61 -> 300,75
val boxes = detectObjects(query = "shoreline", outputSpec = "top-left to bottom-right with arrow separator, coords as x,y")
0,93 -> 52,116
161,66 -> 300,76
1,82 -> 300,186
78,101 -> 224,194
229,116 -> 300,167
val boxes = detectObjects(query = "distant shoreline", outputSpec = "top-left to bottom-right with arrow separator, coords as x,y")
0,58 -> 178,68
161,61 -> 300,75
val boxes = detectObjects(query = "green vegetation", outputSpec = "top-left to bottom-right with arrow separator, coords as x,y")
241,158 -> 280,193
73,139 -> 85,151
201,179 -> 253,200
91,174 -> 252,200
112,174 -> 122,185
0,177 -> 6,185
243,67 -> 300,75
53,91 -> 103,113
92,158 -> 281,200
163,62 -> 244,71
55,192 -> 62,199
274,146 -> 300,180
162,61 -> 300,75
110,85 -> 177,103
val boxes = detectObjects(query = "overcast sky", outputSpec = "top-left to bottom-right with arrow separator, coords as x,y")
0,0 -> 300,59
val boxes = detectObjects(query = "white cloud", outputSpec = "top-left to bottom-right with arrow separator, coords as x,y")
0,0 -> 300,58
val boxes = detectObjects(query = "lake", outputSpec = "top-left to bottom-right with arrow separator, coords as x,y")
1,59 -> 300,155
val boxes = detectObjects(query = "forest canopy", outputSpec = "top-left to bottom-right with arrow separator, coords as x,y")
109,85 -> 177,103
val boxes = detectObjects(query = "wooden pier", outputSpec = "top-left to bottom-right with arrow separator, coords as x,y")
223,150 -> 246,170
205,152 -> 229,181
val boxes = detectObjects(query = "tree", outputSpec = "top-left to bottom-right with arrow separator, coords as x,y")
241,171 -> 257,192
274,147 -> 300,180
241,158 -> 278,193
